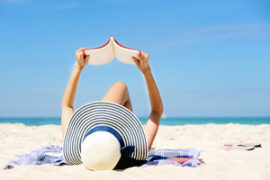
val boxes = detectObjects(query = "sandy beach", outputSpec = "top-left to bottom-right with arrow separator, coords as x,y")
0,123 -> 270,180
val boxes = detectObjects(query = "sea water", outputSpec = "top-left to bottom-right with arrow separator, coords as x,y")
0,117 -> 269,126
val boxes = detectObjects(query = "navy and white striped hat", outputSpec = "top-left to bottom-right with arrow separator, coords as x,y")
63,101 -> 148,168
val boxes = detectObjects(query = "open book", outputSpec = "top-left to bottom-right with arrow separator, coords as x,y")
82,36 -> 140,65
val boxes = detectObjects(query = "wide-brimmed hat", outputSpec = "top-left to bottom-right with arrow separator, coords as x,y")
63,101 -> 148,170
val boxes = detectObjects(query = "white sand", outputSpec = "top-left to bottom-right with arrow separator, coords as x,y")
0,123 -> 270,180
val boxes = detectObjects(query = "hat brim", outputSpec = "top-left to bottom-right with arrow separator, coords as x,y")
63,101 -> 148,165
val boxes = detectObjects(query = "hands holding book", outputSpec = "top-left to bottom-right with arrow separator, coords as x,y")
132,51 -> 151,74
75,47 -> 151,75
75,48 -> 90,70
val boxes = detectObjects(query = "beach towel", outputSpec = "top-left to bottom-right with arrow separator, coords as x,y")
4,145 -> 65,169
3,146 -> 203,170
143,148 -> 203,167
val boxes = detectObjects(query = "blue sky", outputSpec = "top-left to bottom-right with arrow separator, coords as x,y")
0,0 -> 269,117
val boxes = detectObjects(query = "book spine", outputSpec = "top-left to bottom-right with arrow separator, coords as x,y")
111,37 -> 115,56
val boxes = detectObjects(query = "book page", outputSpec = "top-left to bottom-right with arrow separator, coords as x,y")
84,39 -> 114,65
113,38 -> 138,65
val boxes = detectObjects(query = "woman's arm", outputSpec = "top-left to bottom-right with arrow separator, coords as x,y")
132,52 -> 164,150
61,48 -> 90,137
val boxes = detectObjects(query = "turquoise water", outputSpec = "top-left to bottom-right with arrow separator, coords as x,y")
0,117 -> 269,126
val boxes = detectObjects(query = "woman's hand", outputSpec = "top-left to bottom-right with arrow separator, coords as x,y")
75,48 -> 90,70
132,51 -> 150,74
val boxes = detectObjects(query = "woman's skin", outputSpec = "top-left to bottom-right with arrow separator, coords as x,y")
61,48 -> 163,151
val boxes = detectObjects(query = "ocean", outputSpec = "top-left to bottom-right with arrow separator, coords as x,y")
0,117 -> 269,126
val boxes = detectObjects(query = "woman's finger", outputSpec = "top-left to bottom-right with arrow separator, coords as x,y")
140,51 -> 146,59
132,56 -> 139,61
132,56 -> 138,62
77,48 -> 86,56
138,51 -> 147,62
77,48 -> 84,53
136,53 -> 143,61
140,51 -> 149,62
79,53 -> 83,60
79,47 -> 86,51
82,49 -> 86,56
132,57 -> 140,65
76,48 -> 83,58
85,55 -> 90,63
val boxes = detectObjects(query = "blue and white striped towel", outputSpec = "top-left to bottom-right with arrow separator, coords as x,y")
4,145 -> 202,169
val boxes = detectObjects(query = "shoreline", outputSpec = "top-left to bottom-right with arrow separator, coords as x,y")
1,116 -> 270,126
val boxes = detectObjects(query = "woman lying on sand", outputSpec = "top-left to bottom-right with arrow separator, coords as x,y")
61,48 -> 163,170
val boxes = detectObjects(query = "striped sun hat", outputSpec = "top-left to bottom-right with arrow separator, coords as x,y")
63,101 -> 148,170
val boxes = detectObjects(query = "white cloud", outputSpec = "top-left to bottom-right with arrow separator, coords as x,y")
162,23 -> 270,46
